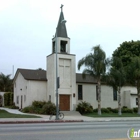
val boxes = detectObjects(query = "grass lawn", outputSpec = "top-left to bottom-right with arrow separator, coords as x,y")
84,113 -> 140,117
0,110 -> 41,118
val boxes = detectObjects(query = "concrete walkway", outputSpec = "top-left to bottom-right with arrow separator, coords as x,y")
0,107 -> 140,124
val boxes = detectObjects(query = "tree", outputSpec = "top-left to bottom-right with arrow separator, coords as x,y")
113,40 -> 140,67
78,45 -> 108,115
0,73 -> 13,92
106,57 -> 126,115
127,57 -> 140,114
113,40 -> 140,114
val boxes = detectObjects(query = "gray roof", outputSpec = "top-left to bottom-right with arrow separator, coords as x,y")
55,11 -> 68,38
15,68 -> 47,81
76,73 -> 97,84
14,69 -> 97,84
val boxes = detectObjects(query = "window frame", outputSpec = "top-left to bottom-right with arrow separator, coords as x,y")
113,88 -> 117,101
78,85 -> 83,100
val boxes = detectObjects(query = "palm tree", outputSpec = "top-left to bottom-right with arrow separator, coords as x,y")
127,57 -> 140,114
106,57 -> 126,115
78,45 -> 108,115
0,73 -> 12,92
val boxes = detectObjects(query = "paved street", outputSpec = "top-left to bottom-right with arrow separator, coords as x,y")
0,121 -> 139,140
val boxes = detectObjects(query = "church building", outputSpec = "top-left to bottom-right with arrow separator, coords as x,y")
13,5 -> 138,111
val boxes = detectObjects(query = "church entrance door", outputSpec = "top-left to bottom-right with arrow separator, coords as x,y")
59,95 -> 70,111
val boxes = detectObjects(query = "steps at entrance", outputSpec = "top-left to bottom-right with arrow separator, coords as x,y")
61,111 -> 81,116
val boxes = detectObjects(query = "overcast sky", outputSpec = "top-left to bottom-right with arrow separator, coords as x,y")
0,0 -> 140,77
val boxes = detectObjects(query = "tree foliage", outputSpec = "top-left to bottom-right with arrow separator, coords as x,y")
113,40 -> 140,114
106,57 -> 126,115
127,57 -> 140,114
78,45 -> 108,81
78,45 -> 109,115
113,40 -> 140,67
0,73 -> 13,92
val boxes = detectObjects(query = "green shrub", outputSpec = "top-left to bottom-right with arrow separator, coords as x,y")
23,106 -> 43,114
10,102 -> 19,109
22,106 -> 35,113
76,101 -> 93,114
107,107 -> 112,112
4,92 -> 12,106
42,101 -> 56,115
101,108 -> 110,113
93,108 -> 98,113
122,108 -> 133,113
22,101 -> 56,115
32,100 -> 47,108
133,107 -> 138,113
111,108 -> 118,113
93,108 -> 118,113
93,108 -> 110,113
10,93 -> 14,106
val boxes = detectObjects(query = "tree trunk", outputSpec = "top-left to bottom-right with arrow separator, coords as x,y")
118,87 -> 122,115
98,82 -> 101,115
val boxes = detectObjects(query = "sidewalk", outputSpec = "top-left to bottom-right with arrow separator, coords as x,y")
0,107 -> 140,124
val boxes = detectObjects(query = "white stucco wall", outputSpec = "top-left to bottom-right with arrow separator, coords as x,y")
47,53 -> 76,110
14,72 -> 27,109
76,83 -> 118,109
130,95 -> 137,108
47,54 -> 56,103
14,72 -> 47,109
27,80 -> 47,106
124,90 -> 131,108
121,86 -> 137,108
75,84 -> 138,109
58,54 -> 76,110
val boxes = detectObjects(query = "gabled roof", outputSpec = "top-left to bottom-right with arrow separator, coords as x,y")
14,68 -> 47,82
55,8 -> 68,38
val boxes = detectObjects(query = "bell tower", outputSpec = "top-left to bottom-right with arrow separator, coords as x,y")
47,5 -> 76,111
52,5 -> 70,54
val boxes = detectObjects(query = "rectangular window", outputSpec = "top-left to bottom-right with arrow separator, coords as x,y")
78,85 -> 83,100
17,96 -> 19,104
136,98 -> 138,105
113,88 -> 117,101
96,85 -> 98,100
60,41 -> 67,53
52,41 -> 55,53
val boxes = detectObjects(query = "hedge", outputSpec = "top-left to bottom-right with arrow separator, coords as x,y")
4,92 -> 13,106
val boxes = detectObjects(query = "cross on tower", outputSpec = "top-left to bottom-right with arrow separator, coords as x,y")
60,4 -> 64,12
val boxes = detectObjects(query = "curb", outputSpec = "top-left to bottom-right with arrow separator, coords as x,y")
0,120 -> 83,124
